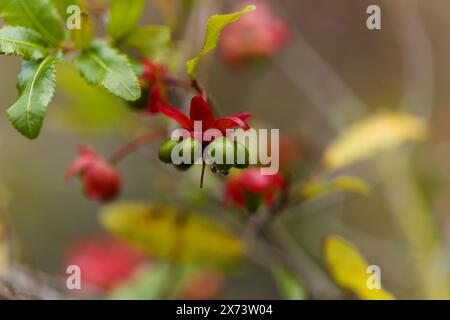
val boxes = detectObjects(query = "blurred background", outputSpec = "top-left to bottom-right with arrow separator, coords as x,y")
1,0 -> 450,299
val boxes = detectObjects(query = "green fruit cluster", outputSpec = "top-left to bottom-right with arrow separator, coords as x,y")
158,136 -> 249,174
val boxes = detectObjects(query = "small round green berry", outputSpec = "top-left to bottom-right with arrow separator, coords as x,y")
233,141 -> 250,169
158,139 -> 179,164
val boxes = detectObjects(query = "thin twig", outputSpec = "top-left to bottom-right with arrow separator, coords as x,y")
108,130 -> 167,164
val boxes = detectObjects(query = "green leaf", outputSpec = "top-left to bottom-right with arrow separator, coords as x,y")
7,55 -> 58,139
0,26 -> 49,60
271,264 -> 306,300
324,112 -> 426,169
185,5 -> 255,79
0,0 -> 65,46
300,176 -> 371,201
108,0 -> 146,42
122,26 -> 171,61
100,202 -> 245,268
48,63 -> 139,135
53,63 -> 138,134
70,10 -> 93,49
323,235 -> 395,300
75,40 -> 141,101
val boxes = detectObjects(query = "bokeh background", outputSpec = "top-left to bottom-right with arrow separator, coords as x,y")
1,0 -> 450,299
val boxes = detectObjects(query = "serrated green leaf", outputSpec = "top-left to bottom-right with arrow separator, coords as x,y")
100,202 -> 245,268
0,26 -> 49,60
70,10 -> 93,49
7,55 -> 58,139
108,0 -> 146,42
75,40 -> 141,101
0,0 -> 65,46
122,25 -> 171,61
186,5 -> 255,79
300,176 -> 371,201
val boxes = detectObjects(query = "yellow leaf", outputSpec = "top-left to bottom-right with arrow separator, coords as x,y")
300,176 -> 370,201
323,235 -> 394,300
100,202 -> 245,268
324,112 -> 426,169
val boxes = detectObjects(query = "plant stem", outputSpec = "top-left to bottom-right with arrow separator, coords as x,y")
108,130 -> 167,164
200,161 -> 206,188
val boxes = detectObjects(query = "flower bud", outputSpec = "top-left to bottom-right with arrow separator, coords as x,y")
83,161 -> 121,202
220,0 -> 290,65
66,146 -> 121,203
224,168 -> 286,213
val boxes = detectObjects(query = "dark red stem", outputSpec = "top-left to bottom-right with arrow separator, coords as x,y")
108,130 -> 166,164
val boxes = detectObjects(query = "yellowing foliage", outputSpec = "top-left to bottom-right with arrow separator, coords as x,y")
101,202 -> 245,268
324,112 -> 426,169
323,235 -> 395,300
300,176 -> 370,201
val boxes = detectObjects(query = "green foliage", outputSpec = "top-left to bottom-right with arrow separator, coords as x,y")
271,264 -> 306,300
7,55 -> 59,139
186,5 -> 255,79
0,26 -> 49,60
53,64 -> 137,134
122,26 -> 171,61
109,263 -> 208,300
75,40 -> 141,101
108,0 -> 146,42
109,264 -> 173,300
0,0 -> 65,46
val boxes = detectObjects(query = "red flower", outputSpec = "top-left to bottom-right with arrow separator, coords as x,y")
224,168 -> 285,212
66,146 -> 121,202
141,60 -> 169,114
65,237 -> 145,293
158,95 -> 251,137
220,0 -> 290,64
